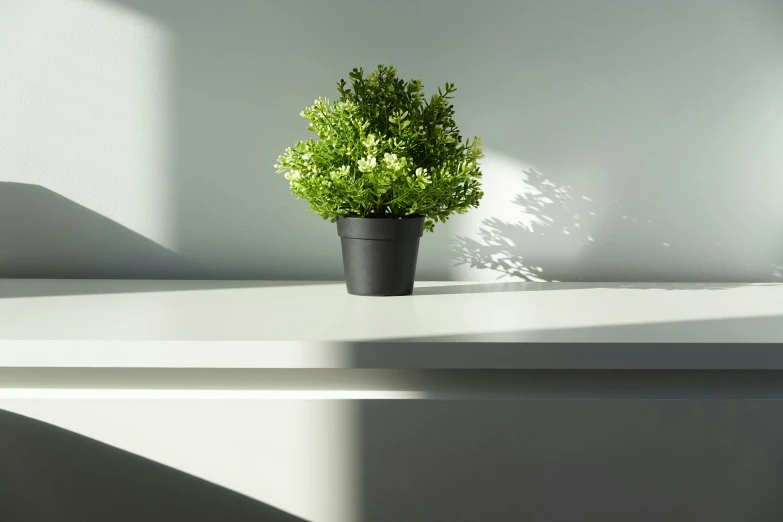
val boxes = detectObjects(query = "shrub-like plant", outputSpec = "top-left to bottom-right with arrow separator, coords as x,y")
274,65 -> 484,232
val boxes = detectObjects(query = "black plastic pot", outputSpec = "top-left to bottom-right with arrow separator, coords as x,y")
336,215 -> 425,296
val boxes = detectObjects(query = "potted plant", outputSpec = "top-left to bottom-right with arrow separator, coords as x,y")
274,65 -> 484,295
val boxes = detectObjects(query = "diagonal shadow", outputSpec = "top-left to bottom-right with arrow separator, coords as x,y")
355,314 -> 783,344
0,182 -> 195,279
0,182 -> 328,297
0,408 -> 308,522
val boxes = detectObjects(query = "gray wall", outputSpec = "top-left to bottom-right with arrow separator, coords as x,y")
2,0 -> 782,281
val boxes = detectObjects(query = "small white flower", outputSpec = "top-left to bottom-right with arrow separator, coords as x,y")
383,153 -> 402,170
285,170 -> 302,186
358,156 -> 377,172
362,134 -> 379,149
415,167 -> 427,177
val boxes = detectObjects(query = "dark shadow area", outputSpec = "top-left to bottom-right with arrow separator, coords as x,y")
346,341 -> 783,371
0,408 -> 308,522
0,278 -> 332,299
345,316 -> 783,372
0,182 -> 195,279
356,398 -> 783,522
413,281 -> 773,295
452,168 -> 783,283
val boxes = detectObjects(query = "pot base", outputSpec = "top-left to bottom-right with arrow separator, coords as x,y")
339,237 -> 420,296
337,216 -> 425,297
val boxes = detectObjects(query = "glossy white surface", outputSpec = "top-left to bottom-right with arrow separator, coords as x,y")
2,279 -> 782,340
1,280 -> 782,368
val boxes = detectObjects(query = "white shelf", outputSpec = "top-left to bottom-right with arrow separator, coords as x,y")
1,279 -> 782,369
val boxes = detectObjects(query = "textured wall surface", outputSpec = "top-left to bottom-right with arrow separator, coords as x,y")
2,0 -> 782,281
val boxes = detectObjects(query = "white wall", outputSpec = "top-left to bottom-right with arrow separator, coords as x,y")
0,0 -> 174,248
2,0 -> 782,281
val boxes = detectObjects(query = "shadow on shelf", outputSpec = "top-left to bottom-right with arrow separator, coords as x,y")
354,397 -> 783,522
0,409 -> 308,522
357,314 -> 783,344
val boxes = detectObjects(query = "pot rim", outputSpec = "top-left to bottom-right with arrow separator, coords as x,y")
336,214 -> 425,220
336,214 -> 425,240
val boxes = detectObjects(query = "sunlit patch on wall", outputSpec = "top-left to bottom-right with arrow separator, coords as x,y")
0,0 -> 174,248
448,149 -> 597,282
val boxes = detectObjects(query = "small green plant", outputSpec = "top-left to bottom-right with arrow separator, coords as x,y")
274,64 -> 484,232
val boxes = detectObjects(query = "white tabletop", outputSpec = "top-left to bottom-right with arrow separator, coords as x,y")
1,279 -> 782,369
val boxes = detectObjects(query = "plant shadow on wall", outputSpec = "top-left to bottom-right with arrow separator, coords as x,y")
452,167 -> 588,282
449,160 -> 783,286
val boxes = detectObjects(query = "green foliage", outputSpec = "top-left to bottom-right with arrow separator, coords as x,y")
274,64 -> 484,232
